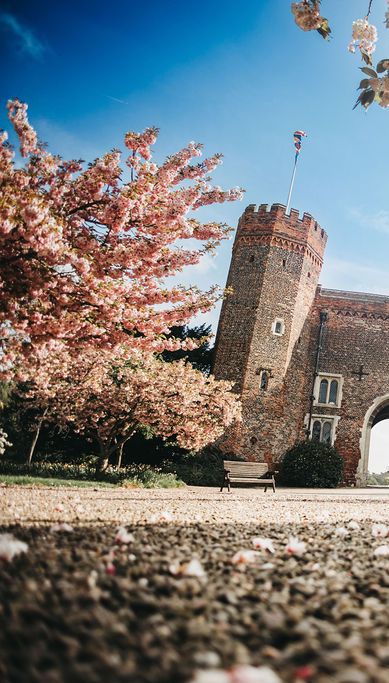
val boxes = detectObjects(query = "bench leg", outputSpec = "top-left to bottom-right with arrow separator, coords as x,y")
227,476 -> 231,493
221,474 -> 230,492
272,477 -> 276,493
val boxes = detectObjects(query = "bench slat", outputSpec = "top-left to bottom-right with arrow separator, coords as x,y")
224,463 -> 268,468
229,478 -> 273,483
226,466 -> 268,471
224,463 -> 269,474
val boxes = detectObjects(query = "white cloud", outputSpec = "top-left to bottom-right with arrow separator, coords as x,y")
321,257 -> 389,296
349,207 -> 389,235
180,252 -> 218,279
0,12 -> 46,59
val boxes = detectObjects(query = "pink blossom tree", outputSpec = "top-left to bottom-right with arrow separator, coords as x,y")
0,99 -> 243,381
290,1 -> 389,110
23,348 -> 241,471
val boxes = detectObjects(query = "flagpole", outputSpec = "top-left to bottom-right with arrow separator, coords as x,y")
286,154 -> 298,214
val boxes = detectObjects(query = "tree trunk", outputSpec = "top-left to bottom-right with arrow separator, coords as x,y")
96,439 -> 110,473
26,409 -> 47,466
95,427 -> 136,473
116,443 -> 124,469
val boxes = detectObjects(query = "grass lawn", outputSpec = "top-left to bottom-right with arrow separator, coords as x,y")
0,474 -> 116,488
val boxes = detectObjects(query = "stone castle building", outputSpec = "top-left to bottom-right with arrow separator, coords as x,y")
213,202 -> 389,486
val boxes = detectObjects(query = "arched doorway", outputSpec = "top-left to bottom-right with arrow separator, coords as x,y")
358,395 -> 389,486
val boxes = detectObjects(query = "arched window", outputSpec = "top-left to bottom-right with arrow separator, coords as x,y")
319,379 -> 328,404
312,420 -> 321,441
322,421 -> 332,444
311,417 -> 336,445
314,374 -> 343,408
260,371 -> 269,391
329,380 -> 338,405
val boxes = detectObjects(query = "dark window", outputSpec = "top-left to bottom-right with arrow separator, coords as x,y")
275,321 -> 282,334
260,371 -> 269,390
329,380 -> 338,405
249,254 -> 255,262
312,421 -> 321,441
322,421 -> 332,444
319,379 -> 328,404
282,259 -> 287,268
250,436 -> 258,445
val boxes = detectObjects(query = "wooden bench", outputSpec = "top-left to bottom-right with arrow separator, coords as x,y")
220,461 -> 276,493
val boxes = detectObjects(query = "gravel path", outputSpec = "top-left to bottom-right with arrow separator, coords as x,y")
1,486 -> 389,683
2,485 -> 389,525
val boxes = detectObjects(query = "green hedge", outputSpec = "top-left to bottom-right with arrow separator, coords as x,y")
163,448 -> 243,486
279,440 -> 344,488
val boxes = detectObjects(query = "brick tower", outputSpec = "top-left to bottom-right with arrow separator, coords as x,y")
213,203 -> 328,462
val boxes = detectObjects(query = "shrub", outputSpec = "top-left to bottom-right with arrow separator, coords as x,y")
280,440 -> 344,488
164,447 -> 243,486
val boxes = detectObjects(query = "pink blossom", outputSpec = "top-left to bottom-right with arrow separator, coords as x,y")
50,523 -> 74,533
252,537 -> 275,553
231,665 -> 281,683
0,533 -> 28,561
285,536 -> 306,557
372,523 -> 389,538
115,526 -> 134,544
231,550 -> 260,565
374,545 -> 389,557
170,558 -> 206,578
190,667 -> 281,683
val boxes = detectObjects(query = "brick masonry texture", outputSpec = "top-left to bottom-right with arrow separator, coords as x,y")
213,203 -> 389,485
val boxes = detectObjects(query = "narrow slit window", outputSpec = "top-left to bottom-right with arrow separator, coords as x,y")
272,318 -> 285,336
318,379 -> 328,404
322,421 -> 332,444
329,380 -> 338,405
260,371 -> 269,391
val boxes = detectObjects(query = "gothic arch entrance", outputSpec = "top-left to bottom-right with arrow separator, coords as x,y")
358,394 -> 389,486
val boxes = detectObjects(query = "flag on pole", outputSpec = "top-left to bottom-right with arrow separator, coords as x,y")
286,130 -> 308,213
293,130 -> 307,160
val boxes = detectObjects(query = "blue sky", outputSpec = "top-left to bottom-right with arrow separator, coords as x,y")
2,0 -> 389,468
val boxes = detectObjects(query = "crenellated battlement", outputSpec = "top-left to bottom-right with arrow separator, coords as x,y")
236,202 -> 327,262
